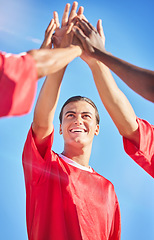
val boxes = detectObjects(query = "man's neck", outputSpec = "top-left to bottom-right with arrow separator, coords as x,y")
62,144 -> 92,168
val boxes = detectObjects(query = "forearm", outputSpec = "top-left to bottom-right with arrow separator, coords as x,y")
94,50 -> 154,102
32,68 -> 65,140
90,61 -> 139,142
28,45 -> 82,79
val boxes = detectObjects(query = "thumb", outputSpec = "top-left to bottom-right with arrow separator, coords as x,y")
73,26 -> 94,54
97,19 -> 104,38
72,26 -> 86,43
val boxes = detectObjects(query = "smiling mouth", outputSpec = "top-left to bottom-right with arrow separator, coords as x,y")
70,128 -> 87,133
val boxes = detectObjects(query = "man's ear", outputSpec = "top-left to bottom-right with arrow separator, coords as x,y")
94,124 -> 99,136
59,124 -> 63,135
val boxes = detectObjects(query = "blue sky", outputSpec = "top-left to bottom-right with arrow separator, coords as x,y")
0,0 -> 154,239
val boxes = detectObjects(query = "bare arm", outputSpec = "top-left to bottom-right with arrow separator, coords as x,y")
74,18 -> 154,103
90,61 -> 139,145
32,2 -> 83,155
77,18 -> 139,146
90,52 -> 154,103
28,47 -> 81,79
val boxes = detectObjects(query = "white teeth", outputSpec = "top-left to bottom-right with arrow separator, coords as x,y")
71,129 -> 85,133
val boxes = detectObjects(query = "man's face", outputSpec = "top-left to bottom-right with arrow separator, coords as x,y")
60,101 -> 99,147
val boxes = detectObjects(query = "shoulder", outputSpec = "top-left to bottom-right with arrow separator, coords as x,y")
92,170 -> 115,191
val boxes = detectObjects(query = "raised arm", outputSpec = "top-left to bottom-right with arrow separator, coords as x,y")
27,48 -> 79,79
75,18 -> 139,146
73,18 -> 154,103
32,2 -> 83,156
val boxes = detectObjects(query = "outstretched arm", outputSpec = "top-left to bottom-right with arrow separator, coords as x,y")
76,18 -> 139,146
73,18 -> 154,103
32,2 -> 83,157
28,47 -> 81,79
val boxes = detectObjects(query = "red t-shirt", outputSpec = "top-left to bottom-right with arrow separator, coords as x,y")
22,127 -> 121,240
123,118 -> 154,178
0,52 -> 37,117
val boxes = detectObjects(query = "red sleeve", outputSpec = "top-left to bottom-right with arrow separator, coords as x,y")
109,195 -> 121,240
22,126 -> 54,185
0,53 -> 3,72
0,52 -> 37,117
123,118 -> 154,178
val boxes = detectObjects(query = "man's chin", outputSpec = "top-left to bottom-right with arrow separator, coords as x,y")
71,137 -> 86,146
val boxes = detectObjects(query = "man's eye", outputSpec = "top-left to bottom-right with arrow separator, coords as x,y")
67,114 -> 74,118
83,114 -> 91,118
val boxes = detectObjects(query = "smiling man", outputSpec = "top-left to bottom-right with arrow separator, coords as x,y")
22,2 -> 121,240
59,96 -> 100,167
23,94 -> 121,240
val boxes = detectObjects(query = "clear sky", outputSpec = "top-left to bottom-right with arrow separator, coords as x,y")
0,0 -> 154,239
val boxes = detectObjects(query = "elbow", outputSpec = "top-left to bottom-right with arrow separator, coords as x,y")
119,125 -> 140,147
32,122 -> 53,141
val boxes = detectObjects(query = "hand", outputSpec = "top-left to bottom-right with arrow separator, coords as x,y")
40,19 -> 57,49
73,18 -> 106,65
53,2 -> 84,48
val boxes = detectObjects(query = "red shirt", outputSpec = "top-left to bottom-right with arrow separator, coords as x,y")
123,118 -> 154,178
22,127 -> 121,240
0,52 -> 37,117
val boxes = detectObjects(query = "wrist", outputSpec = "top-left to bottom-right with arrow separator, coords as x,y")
69,45 -> 82,57
88,59 -> 103,70
90,60 -> 109,73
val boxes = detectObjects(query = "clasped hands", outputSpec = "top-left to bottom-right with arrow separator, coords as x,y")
41,1 -> 105,62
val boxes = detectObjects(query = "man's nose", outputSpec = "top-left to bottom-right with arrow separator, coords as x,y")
74,115 -> 82,125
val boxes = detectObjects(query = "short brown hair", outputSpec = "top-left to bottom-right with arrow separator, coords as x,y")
59,96 -> 100,124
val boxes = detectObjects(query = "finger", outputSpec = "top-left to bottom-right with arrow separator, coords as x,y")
73,26 -> 93,52
80,14 -> 88,22
50,23 -> 56,36
53,11 -> 60,28
77,6 -> 84,17
41,22 -> 56,49
47,23 -> 56,43
82,19 -> 97,33
45,19 -> 55,34
48,23 -> 56,37
72,26 -> 87,42
61,3 -> 71,27
76,18 -> 91,35
67,17 -> 77,33
97,19 -> 104,38
69,1 -> 78,22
